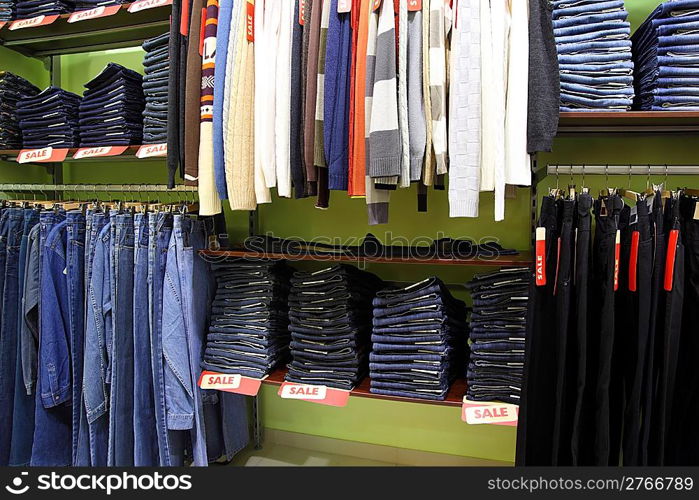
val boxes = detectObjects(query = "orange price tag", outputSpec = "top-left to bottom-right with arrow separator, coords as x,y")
628,230 -> 639,292
67,5 -> 121,23
461,399 -> 519,426
72,146 -> 128,160
535,227 -> 546,286
17,147 -> 69,163
664,229 -> 679,291
613,229 -> 621,291
127,0 -> 172,13
278,382 -> 350,407
198,370 -> 265,396
136,143 -> 167,158
9,15 -> 59,30
408,0 -> 422,11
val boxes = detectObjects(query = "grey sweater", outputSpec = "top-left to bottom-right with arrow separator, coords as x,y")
407,9 -> 426,182
527,0 -> 560,154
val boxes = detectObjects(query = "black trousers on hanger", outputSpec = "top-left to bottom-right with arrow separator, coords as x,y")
516,195 -> 560,465
570,192 -> 593,465
621,199 -> 653,466
551,199 -> 577,465
591,194 -> 623,466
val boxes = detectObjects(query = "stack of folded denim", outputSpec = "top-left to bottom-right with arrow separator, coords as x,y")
465,268 -> 530,405
0,0 -> 15,20
632,0 -> 699,110
0,72 -> 39,149
141,33 -> 170,144
14,0 -> 74,18
369,277 -> 468,401
553,0 -> 635,111
78,63 -> 145,147
285,265 -> 384,390
201,260 -> 294,379
16,86 -> 81,149
75,0 -> 126,11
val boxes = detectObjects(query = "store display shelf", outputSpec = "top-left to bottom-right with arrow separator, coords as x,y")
558,111 -> 699,134
263,367 -> 466,408
0,2 -> 170,57
199,250 -> 533,267
0,145 -> 165,162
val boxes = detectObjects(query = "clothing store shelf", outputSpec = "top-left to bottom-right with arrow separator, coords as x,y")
199,250 -> 533,267
263,367 -> 465,408
558,111 -> 699,135
0,3 -> 170,57
0,146 -> 163,162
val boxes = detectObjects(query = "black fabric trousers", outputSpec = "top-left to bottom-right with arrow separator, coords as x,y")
516,195 -> 560,465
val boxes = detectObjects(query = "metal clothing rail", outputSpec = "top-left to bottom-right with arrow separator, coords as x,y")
545,164 -> 699,176
0,183 -> 197,192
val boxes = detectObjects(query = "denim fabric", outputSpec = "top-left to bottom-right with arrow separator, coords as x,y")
21,224 -> 40,398
552,11 -> 628,30
552,0 -> 625,19
555,27 -> 631,45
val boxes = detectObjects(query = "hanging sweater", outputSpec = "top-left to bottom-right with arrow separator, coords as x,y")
223,0 -> 243,187
226,2 -> 256,211
365,0 -> 391,225
407,7 -> 426,182
429,0 -> 448,176
324,0 -> 352,191
212,0 -> 233,200
398,0 -> 410,188
492,0 -> 508,222
448,0 -> 481,218
275,0 -> 294,198
184,0 -> 204,187
314,0 -> 331,170
303,0 -> 323,188
421,0 -> 434,186
369,0 -> 401,183
504,0 -> 531,187
198,0 -> 222,216
349,0 -> 370,197
290,0 -> 307,199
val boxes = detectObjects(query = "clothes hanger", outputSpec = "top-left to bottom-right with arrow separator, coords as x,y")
567,165 -> 576,200
643,164 -> 655,197
600,164 -> 610,197
581,164 -> 589,194
619,164 -> 640,203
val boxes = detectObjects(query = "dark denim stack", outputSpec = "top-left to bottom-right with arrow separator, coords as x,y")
285,265 -> 384,390
0,0 -> 15,20
553,0 -> 635,111
78,63 -> 145,147
75,0 -> 126,11
16,86 -> 81,149
141,33 -> 169,144
369,277 -> 468,401
632,0 -> 699,110
201,260 -> 293,379
465,268 -> 530,405
15,0 -> 74,18
0,72 -> 39,149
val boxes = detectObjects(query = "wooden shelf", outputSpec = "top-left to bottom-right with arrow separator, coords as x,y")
0,3 -> 170,57
558,111 -> 699,135
199,249 -> 533,267
263,367 -> 466,408
0,145 -> 164,162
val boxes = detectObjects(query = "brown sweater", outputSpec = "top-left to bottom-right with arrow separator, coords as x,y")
183,0 -> 205,186
303,0 -> 322,187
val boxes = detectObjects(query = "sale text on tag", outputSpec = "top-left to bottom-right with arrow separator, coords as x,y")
9,15 -> 59,30
17,147 -> 69,163
128,0 -> 172,13
73,146 -> 128,159
68,5 -> 121,23
198,371 -> 264,396
278,382 -> 350,407
136,143 -> 167,158
461,399 -> 519,426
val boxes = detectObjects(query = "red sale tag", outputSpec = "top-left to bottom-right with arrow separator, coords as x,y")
535,227 -> 546,286
408,0 -> 422,11
198,370 -> 265,396
246,0 -> 255,42
72,146 -> 128,160
664,229 -> 679,292
127,0 -> 172,13
338,0 -> 351,13
628,230 -> 640,292
9,15 -> 59,30
136,143 -> 167,158
67,5 -> 121,23
614,229 -> 621,291
299,0 -> 305,25
0,21 -> 7,30
461,399 -> 519,426
17,147 -> 69,163
278,382 -> 350,407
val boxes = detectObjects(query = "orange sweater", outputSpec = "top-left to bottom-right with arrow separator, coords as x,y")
349,0 -> 370,197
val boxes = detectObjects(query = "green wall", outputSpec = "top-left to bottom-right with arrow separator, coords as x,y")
0,0 -> 690,465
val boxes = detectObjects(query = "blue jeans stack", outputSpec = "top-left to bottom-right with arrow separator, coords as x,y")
632,0 -> 699,110
141,33 -> 170,144
0,72 -> 39,149
16,86 -> 81,149
14,0 -> 74,18
465,268 -> 530,405
369,277 -> 468,401
78,63 -> 145,147
553,0 -> 635,111
0,0 -> 15,20
285,265 -> 384,390
201,260 -> 294,379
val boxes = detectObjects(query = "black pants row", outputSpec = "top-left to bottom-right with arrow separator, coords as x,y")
517,192 -> 699,466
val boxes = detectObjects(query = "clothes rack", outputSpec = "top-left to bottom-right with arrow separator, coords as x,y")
0,183 -> 197,192
545,164 -> 699,176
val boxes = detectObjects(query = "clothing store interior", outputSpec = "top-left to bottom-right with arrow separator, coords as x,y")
0,0 -> 698,468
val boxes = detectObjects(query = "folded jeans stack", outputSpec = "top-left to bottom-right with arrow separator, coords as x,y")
632,0 -> 699,110
369,277 -> 468,401
16,86 -> 81,149
0,72 -> 39,149
553,0 -> 635,111
141,32 -> 170,144
14,0 -> 74,18
285,265 -> 384,390
78,63 -> 145,147
201,260 -> 293,379
465,268 -> 530,405
0,0 -> 15,20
